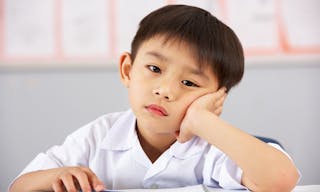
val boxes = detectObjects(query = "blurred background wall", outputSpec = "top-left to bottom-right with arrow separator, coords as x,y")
1,0 -> 319,190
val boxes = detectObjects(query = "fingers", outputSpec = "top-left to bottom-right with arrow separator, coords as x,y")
213,87 -> 227,100
53,168 -> 90,192
63,175 -> 79,192
71,168 -> 92,192
52,178 -> 65,192
215,91 -> 227,106
206,87 -> 226,106
94,183 -> 106,192
52,167 -> 105,192
215,90 -> 227,105
82,167 -> 106,191
175,127 -> 194,143
214,106 -> 223,116
212,87 -> 227,115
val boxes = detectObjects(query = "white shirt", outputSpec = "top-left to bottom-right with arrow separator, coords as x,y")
18,109 -> 283,190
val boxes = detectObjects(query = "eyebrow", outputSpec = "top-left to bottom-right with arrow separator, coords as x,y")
146,50 -> 209,80
187,67 -> 209,80
146,51 -> 169,62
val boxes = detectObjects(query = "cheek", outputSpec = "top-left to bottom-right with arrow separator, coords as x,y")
128,78 -> 149,104
175,89 -> 212,115
175,92 -> 203,116
184,91 -> 207,105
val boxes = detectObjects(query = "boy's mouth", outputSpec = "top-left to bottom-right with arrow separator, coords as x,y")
145,104 -> 168,116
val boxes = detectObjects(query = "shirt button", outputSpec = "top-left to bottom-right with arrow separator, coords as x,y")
150,183 -> 159,189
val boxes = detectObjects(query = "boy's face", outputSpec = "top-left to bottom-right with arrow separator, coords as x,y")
120,35 -> 219,140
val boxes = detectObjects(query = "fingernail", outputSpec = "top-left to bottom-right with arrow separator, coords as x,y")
95,184 -> 105,191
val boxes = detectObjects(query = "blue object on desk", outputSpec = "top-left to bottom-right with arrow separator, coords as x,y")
255,136 -> 284,149
80,190 -> 122,192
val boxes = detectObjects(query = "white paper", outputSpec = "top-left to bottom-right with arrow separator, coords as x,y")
100,184 -> 320,192
172,0 -> 227,24
115,0 -> 164,56
62,0 -> 110,57
208,0 -> 227,23
103,185 -> 204,191
281,0 -> 320,47
100,184 -> 229,192
226,0 -> 280,50
292,185 -> 320,192
4,0 -> 55,56
171,0 -> 211,11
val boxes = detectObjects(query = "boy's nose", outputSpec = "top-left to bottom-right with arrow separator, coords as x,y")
152,84 -> 176,101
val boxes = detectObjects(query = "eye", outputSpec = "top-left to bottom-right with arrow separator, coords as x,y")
147,65 -> 161,73
181,80 -> 199,87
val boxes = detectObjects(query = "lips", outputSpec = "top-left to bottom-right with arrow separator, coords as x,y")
146,104 -> 168,116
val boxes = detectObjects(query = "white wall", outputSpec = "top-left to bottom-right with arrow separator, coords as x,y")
1,63 -> 320,191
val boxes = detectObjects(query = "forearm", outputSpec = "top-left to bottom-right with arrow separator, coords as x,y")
10,168 -> 61,192
191,110 -> 299,191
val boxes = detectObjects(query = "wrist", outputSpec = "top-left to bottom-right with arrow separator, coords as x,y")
188,109 -> 216,136
188,108 -> 208,136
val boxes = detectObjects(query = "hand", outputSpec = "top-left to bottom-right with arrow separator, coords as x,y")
176,87 -> 227,143
52,166 -> 105,192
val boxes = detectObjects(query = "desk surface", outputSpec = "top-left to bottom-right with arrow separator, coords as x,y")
291,185 -> 320,192
101,185 -> 320,192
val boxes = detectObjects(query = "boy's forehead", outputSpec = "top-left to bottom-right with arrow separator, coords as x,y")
137,35 -> 213,71
138,35 -> 195,58
138,36 -> 195,62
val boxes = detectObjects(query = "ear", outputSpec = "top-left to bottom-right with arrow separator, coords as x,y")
119,52 -> 133,88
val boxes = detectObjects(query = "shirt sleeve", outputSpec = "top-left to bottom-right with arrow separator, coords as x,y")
16,120 -> 103,178
8,126 -> 94,191
8,114 -> 113,191
202,142 -> 299,190
202,146 -> 247,190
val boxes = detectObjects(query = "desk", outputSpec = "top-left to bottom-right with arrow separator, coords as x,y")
101,185 -> 320,192
291,185 -> 320,192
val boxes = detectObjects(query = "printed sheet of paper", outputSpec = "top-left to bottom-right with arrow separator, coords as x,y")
62,0 -> 110,57
174,0 -> 226,24
208,0 -> 227,23
4,0 -> 55,56
225,0 -> 280,51
101,185 -> 205,192
99,184 -> 241,192
281,0 -> 320,48
2,0 -> 319,66
172,0 -> 211,11
115,0 -> 164,56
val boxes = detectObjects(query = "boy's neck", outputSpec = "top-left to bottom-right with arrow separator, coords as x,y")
136,125 -> 176,163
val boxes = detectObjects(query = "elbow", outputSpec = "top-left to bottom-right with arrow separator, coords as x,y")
268,166 -> 300,192
249,166 -> 300,192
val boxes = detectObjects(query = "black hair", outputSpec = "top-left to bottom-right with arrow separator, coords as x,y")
131,4 -> 244,91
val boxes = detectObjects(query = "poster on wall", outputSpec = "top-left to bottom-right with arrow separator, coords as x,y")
4,0 -> 55,57
0,0 -> 319,66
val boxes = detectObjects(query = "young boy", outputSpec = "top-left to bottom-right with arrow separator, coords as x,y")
10,4 -> 299,192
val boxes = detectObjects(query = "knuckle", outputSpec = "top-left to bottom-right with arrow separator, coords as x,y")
82,186 -> 91,192
72,166 -> 82,172
77,169 -> 86,175
51,182 -> 59,192
53,177 -> 60,183
59,172 -> 70,180
64,183 -> 76,192
80,166 -> 90,171
69,188 -> 77,192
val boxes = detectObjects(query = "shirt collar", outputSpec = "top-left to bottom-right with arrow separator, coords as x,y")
100,109 -> 137,151
169,136 -> 208,159
100,109 -> 208,159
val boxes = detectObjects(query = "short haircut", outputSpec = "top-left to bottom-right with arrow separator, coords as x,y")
131,4 -> 244,91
